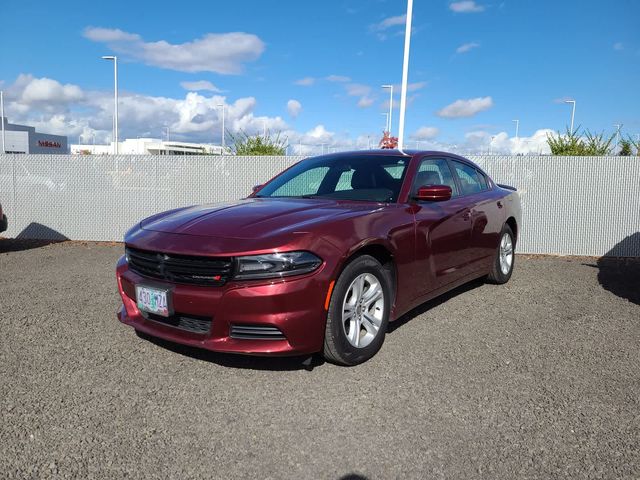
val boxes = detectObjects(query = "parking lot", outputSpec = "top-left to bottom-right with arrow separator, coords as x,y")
0,240 -> 638,479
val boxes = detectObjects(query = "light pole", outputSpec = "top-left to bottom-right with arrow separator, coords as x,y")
101,56 -> 118,154
512,119 -> 520,139
489,135 -> 496,155
564,99 -> 576,133
1,90 -> 5,154
613,124 -> 622,152
397,0 -> 414,153
217,104 -> 225,152
381,84 -> 393,133
381,112 -> 389,133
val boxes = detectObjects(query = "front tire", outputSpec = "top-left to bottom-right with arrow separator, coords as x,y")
323,255 -> 391,366
486,224 -> 515,284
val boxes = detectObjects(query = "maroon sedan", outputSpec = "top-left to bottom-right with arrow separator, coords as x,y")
116,151 -> 521,365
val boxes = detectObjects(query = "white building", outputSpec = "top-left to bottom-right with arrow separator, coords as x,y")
70,138 -> 227,155
1,117 -> 68,154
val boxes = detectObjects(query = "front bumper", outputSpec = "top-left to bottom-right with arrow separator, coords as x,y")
115,256 -> 330,356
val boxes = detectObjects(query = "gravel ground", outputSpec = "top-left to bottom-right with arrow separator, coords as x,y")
0,240 -> 638,479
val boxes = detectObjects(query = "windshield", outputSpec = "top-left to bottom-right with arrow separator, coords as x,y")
256,154 -> 411,203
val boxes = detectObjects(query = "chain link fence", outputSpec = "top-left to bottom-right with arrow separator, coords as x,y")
0,154 -> 638,256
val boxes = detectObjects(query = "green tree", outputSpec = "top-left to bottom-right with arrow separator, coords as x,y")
618,139 -> 632,156
546,127 -> 614,156
228,130 -> 287,156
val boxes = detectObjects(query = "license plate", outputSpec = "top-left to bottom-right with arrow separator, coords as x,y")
136,285 -> 171,317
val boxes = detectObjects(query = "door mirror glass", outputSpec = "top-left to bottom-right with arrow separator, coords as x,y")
414,185 -> 452,202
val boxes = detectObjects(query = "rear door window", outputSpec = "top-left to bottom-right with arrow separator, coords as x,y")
451,161 -> 484,196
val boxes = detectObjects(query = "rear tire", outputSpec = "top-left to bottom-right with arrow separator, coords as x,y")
323,255 -> 391,366
486,224 -> 515,284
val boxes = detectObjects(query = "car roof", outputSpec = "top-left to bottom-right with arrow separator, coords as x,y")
310,150 -> 489,178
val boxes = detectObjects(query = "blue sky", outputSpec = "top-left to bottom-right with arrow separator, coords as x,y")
1,0 -> 638,154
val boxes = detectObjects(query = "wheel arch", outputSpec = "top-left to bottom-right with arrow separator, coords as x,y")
334,240 -> 397,306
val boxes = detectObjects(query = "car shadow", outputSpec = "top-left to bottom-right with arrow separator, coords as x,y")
587,232 -> 640,306
387,278 -> 485,334
136,331 -> 326,372
1,222 -> 69,253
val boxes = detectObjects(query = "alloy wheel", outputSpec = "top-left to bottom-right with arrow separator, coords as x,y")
499,232 -> 514,275
341,273 -> 385,348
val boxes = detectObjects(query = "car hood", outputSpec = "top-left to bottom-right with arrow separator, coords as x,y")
140,198 -> 383,239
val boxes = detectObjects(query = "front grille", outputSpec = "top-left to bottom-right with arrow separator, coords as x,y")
142,311 -> 212,334
126,247 -> 234,286
230,324 -> 286,340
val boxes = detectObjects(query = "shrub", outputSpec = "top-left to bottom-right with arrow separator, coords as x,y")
618,139 -> 632,156
546,127 -> 614,156
228,130 -> 287,156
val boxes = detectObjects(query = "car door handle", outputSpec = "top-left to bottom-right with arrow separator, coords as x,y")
497,201 -> 503,209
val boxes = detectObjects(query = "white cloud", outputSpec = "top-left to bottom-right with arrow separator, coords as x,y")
326,75 -> 351,83
437,96 -> 493,118
1,74 -> 290,145
463,129 -> 553,154
4,74 -> 556,156
449,1 -> 485,13
390,81 -> 427,93
456,42 -> 480,54
345,83 -> 375,108
180,80 -> 222,92
83,27 -> 265,74
370,14 -> 407,40
294,77 -> 315,86
11,74 -> 85,106
357,97 -> 375,108
411,126 -> 440,140
346,84 -> 372,97
83,27 -> 140,42
371,14 -> 406,31
287,99 -> 302,118
613,42 -> 624,51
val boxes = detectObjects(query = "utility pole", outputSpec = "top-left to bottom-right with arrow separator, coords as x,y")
512,119 -> 520,139
217,104 -> 225,152
1,90 -> 6,154
381,112 -> 389,133
613,124 -> 622,152
564,99 -> 576,133
101,55 -> 118,154
381,84 -> 393,133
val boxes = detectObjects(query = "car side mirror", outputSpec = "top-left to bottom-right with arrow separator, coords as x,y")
414,185 -> 452,202
252,184 -> 263,194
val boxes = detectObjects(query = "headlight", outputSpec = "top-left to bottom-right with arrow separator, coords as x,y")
234,251 -> 322,280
